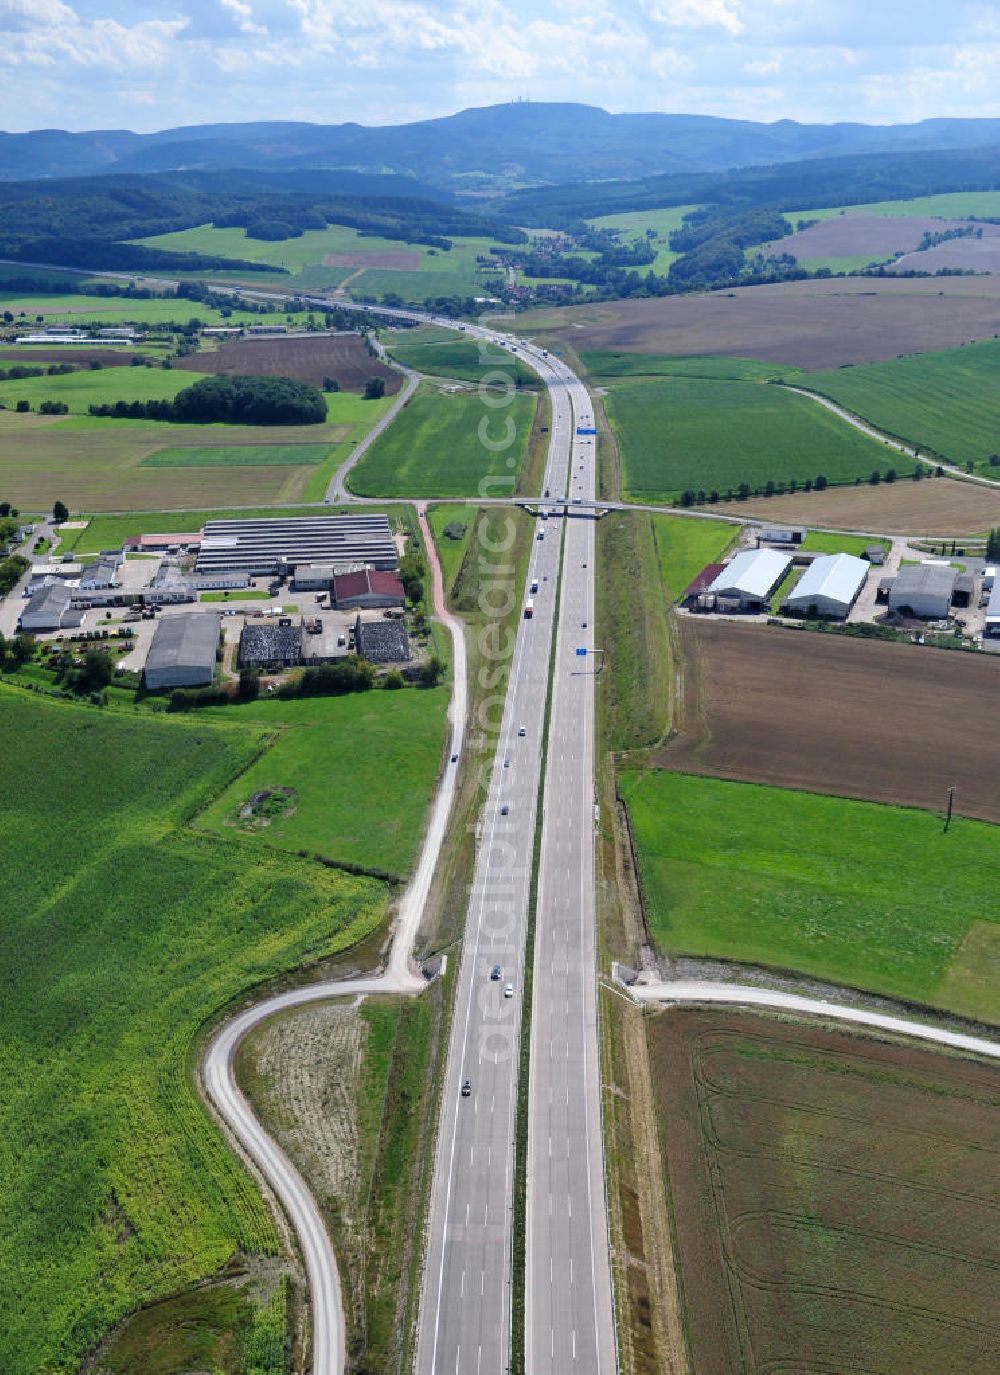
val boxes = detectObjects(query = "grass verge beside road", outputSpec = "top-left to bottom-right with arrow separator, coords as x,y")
621,770 -> 1000,1024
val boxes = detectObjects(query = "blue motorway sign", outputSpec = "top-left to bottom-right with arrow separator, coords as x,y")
576,426 -> 598,435
575,647 -> 587,656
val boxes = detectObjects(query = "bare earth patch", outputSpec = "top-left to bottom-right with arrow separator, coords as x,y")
770,214 -> 1000,264
517,275 -> 1000,371
176,333 -> 400,394
658,616 -> 1000,824
716,476 -> 1000,535
891,234 -> 1000,274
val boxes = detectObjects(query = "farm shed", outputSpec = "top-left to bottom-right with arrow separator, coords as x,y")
759,526 -> 805,546
144,613 -> 220,690
887,563 -> 958,618
19,581 -> 75,632
784,553 -> 869,619
78,559 -> 119,592
953,572 -> 977,609
354,615 -> 411,665
864,544 -> 886,565
196,515 -> 398,577
333,569 -> 405,610
983,582 -> 1000,638
291,561 -> 365,590
239,621 -> 304,671
706,549 -> 792,611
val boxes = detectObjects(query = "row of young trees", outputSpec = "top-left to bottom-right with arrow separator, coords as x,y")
676,464 -> 940,507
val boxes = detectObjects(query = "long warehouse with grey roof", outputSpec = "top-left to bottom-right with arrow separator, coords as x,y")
195,515 -> 398,576
144,612 -> 220,690
784,552 -> 869,619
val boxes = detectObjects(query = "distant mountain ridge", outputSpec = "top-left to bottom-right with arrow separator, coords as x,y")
6,104 -> 1000,188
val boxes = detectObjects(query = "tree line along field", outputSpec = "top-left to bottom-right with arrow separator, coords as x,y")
620,769 -> 1000,1024
0,388 -> 390,511
651,1008 -> 1000,1375
802,338 -> 1000,472
133,222 -> 507,299
602,374 -> 909,503
0,687 -> 389,1374
348,382 -> 538,498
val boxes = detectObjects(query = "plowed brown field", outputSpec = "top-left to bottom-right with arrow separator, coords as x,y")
176,332 -> 400,394
717,475 -> 1000,534
650,1008 -> 1000,1375
770,214 -> 1000,264
518,275 -> 1000,370
658,617 -> 1000,823
322,250 -> 421,270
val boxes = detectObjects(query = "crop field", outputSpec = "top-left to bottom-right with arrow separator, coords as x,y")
197,688 -> 448,879
0,387 -> 387,509
651,1007 -> 1000,1375
385,329 -> 540,387
142,443 -> 331,468
803,339 -> 1000,471
348,381 -> 538,498
0,346 -> 159,367
175,332 -> 401,394
765,213 -> 1000,273
603,376 -> 906,502
620,768 -> 1000,1022
784,190 -> 1000,222
0,363 -> 206,414
659,617 -> 1000,824
0,687 -> 385,1374
135,222 -> 508,298
891,236 -> 1000,274
583,350 -> 800,382
0,293 -> 269,327
518,274 -> 1000,370
718,473 -> 1000,535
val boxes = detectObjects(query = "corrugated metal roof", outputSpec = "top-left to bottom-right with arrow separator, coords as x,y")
786,553 -> 868,608
890,563 -> 958,598
986,581 -> 1000,620
707,548 -> 791,600
146,613 -> 220,673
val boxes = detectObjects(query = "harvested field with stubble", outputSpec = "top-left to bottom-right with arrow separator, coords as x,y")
718,474 -> 1000,534
769,213 -> 1000,267
322,250 -> 421,270
660,617 -> 1000,823
650,1007 -> 1000,1375
176,333 -> 400,394
519,275 -> 1000,371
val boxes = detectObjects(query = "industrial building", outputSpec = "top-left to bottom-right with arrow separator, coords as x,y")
196,515 -> 398,577
887,563 -> 958,619
291,561 -> 365,591
354,615 -> 411,664
984,582 -> 1000,638
333,569 -> 405,610
19,582 -> 78,632
705,548 -> 792,612
239,621 -> 304,671
784,553 -> 869,619
144,613 -> 220,690
759,526 -> 805,546
78,559 -> 119,592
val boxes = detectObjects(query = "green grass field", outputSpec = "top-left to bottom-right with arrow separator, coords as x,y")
783,191 -> 1000,223
143,443 -> 331,468
586,205 -> 700,275
197,689 -> 448,878
348,382 -> 537,498
604,376 -> 909,502
385,330 -> 540,387
584,351 -> 801,383
426,504 -> 475,596
0,688 -> 385,1374
0,294 -> 270,327
0,364 -> 206,414
652,513 -> 736,598
800,530 -> 890,557
135,223 -> 509,299
801,339 -> 1000,471
621,770 -> 1000,1023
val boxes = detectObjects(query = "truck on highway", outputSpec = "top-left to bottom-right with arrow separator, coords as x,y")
523,599 -> 534,619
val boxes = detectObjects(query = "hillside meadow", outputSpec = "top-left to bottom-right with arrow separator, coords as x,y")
0,687 -> 387,1374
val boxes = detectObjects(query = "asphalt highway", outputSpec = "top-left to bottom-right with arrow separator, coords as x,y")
415,335 -> 584,1375
526,365 -> 616,1374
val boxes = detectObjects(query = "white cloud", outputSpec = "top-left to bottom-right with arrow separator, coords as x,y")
220,0 -> 267,35
648,0 -> 744,37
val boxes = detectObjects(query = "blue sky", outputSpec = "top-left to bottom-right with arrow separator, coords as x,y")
2,0 -> 1000,132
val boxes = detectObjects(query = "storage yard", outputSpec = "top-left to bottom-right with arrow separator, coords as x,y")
657,616 -> 1000,823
